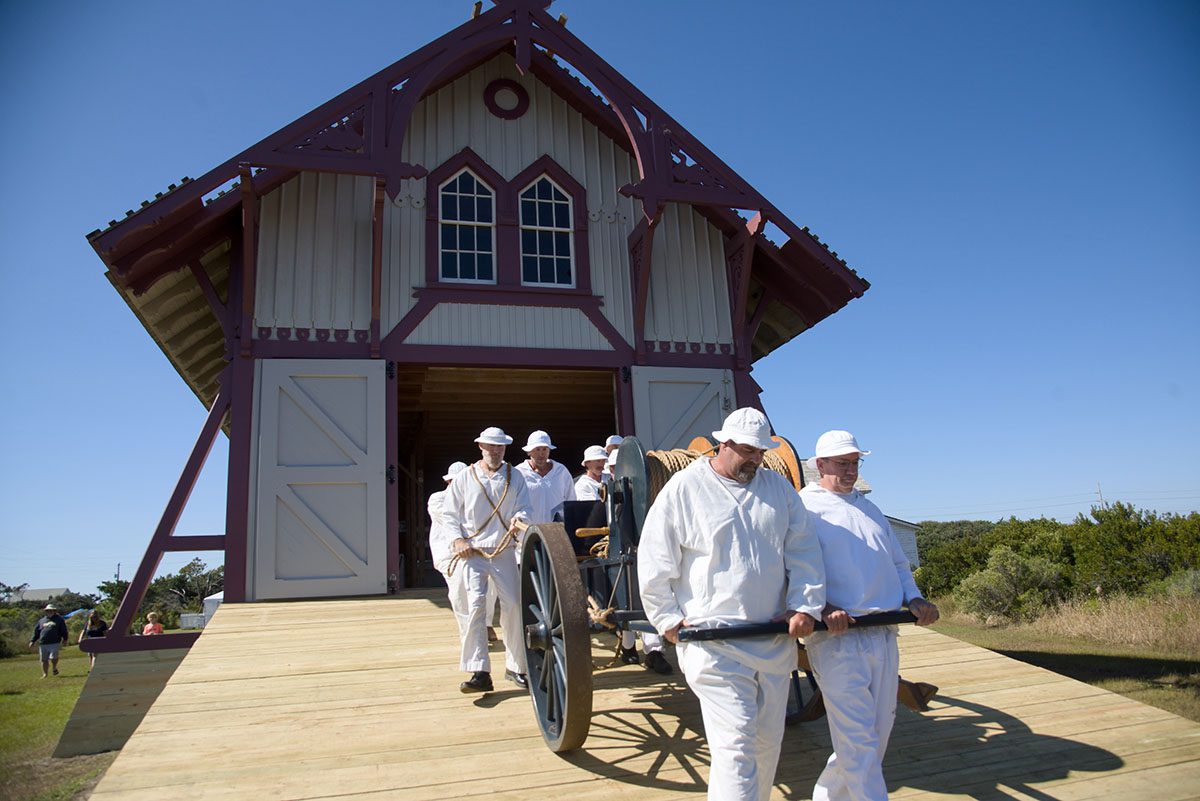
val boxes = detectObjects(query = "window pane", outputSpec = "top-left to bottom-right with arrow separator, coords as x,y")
441,224 -> 456,250
459,225 -> 475,251
554,202 -> 569,229
523,256 -> 538,283
521,199 -> 536,226
478,253 -> 493,281
460,253 -> 476,280
538,230 -> 553,255
540,257 -> 555,283
458,172 -> 475,193
554,231 -> 570,257
459,196 -> 475,222
520,184 -> 536,201
537,178 -> 552,200
441,195 -> 457,221
441,252 -> 457,280
556,259 -> 571,286
537,202 -> 552,228
550,183 -> 566,202
477,198 -> 493,224
521,229 -> 537,256
478,226 -> 493,252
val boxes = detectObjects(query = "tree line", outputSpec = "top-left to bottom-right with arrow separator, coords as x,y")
913,502 -> 1200,622
0,558 -> 223,657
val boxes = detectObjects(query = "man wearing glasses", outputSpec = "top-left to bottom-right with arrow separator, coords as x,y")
800,430 -> 939,801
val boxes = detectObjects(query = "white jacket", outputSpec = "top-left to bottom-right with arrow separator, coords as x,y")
799,485 -> 921,615
516,460 -> 575,523
444,463 -> 533,549
637,458 -> 825,674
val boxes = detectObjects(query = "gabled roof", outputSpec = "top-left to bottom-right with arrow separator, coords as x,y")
88,0 -> 868,397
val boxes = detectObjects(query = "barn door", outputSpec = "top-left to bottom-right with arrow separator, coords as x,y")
253,359 -> 387,600
630,366 -> 733,450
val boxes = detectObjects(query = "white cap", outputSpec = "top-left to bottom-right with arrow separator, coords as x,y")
711,407 -> 779,451
581,445 -> 608,465
807,430 -> 870,469
522,430 -> 556,452
604,435 -> 623,448
442,461 -> 468,482
475,426 -> 513,446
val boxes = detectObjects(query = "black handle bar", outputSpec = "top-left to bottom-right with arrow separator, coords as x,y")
675,610 -> 917,642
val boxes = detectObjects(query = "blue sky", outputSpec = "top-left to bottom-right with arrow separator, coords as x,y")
1,1 -> 1197,595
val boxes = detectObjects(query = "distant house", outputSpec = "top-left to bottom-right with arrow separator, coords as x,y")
10,587 -> 70,604
885,517 -> 922,568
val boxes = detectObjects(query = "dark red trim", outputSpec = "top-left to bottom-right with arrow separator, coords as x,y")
424,149 -> 592,293
371,179 -> 385,357
614,366 -> 634,434
238,164 -> 258,357
642,351 -> 737,369
223,356 -> 253,603
627,213 -> 662,364
381,342 -> 626,368
163,535 -> 226,552
380,296 -> 437,352
747,289 -> 771,346
385,360 -> 400,591
483,78 -> 530,120
80,632 -> 200,655
734,369 -> 765,411
189,259 -> 230,338
108,380 -> 230,643
252,339 -> 372,359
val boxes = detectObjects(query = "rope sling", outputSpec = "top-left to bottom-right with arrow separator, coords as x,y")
445,463 -> 521,578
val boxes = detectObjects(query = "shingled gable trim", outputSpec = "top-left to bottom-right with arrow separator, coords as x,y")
93,0 -> 865,315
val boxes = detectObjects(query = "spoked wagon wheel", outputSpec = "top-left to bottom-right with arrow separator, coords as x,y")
520,523 -> 593,752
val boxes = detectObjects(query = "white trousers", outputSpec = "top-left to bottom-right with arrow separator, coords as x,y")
680,643 -> 791,801
620,630 -> 664,651
806,626 -> 899,801
435,558 -> 469,640
459,549 -> 526,674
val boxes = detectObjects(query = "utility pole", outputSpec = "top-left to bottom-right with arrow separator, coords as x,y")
116,563 -> 121,582
1096,483 -> 1107,510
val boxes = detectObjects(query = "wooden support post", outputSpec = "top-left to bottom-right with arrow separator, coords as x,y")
370,178 -> 385,358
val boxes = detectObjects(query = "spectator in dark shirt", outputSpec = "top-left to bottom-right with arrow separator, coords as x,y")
29,604 -> 70,678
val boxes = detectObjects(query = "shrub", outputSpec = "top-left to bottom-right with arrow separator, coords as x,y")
955,545 -> 1067,623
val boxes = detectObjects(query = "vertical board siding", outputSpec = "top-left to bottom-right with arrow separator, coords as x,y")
390,55 -> 638,346
403,304 -> 612,351
256,55 -> 729,352
647,203 -> 733,348
255,174 -> 374,334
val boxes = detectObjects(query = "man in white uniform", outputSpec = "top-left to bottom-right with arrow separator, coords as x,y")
800,430 -> 939,801
444,426 -> 534,693
638,408 -> 826,801
516,430 -> 576,524
574,445 -> 608,501
602,434 -> 623,480
429,461 -> 469,639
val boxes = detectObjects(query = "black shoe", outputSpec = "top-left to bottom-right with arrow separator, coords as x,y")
644,650 -> 673,675
504,669 -> 528,689
619,646 -> 641,665
460,671 -> 493,693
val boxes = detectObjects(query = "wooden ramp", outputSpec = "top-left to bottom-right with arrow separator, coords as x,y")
90,591 -> 1200,800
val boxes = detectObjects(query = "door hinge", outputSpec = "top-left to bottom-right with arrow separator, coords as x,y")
386,361 -> 396,379
386,465 -> 397,484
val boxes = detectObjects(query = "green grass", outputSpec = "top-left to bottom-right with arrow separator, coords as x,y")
933,618 -> 1200,722
0,647 -> 116,801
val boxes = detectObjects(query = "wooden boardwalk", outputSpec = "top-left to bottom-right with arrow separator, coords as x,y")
90,591 -> 1200,800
